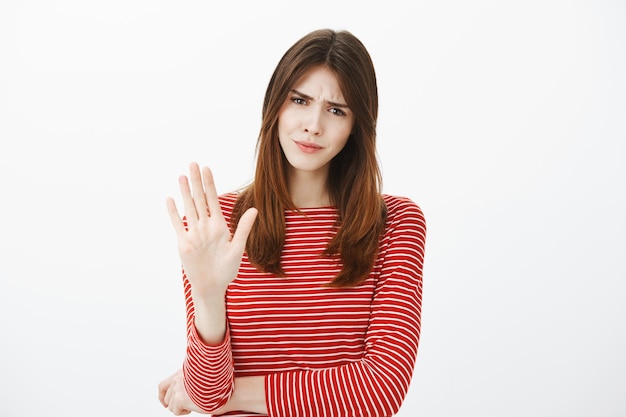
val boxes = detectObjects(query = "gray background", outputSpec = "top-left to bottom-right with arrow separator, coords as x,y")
1,0 -> 624,416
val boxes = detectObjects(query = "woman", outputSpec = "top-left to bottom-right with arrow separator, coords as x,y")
158,28 -> 427,416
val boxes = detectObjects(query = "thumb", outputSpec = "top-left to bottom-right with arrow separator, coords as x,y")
231,207 -> 258,250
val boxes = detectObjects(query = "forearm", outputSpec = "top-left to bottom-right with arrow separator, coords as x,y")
214,376 -> 267,415
190,287 -> 228,345
265,354 -> 416,417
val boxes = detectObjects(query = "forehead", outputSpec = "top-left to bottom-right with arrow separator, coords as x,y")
292,65 -> 346,101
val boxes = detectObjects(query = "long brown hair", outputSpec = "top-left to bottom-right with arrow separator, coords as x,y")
232,28 -> 386,287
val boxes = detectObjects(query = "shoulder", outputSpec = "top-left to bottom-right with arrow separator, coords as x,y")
380,194 -> 427,259
382,194 -> 426,226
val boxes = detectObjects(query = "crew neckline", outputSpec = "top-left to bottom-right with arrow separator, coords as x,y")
286,205 -> 337,213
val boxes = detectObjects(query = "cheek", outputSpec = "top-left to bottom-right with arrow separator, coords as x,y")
277,109 -> 295,137
277,116 -> 293,151
338,135 -> 351,151
277,111 -> 289,137
335,123 -> 354,147
329,133 -> 351,156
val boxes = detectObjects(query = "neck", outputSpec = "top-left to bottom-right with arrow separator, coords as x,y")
288,168 -> 330,208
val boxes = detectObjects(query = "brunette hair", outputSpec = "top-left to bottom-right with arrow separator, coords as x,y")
232,28 -> 386,287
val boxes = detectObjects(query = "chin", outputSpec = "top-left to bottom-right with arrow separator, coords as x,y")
287,160 -> 329,174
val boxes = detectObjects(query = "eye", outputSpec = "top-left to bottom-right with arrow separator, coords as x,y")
330,107 -> 347,116
291,96 -> 307,105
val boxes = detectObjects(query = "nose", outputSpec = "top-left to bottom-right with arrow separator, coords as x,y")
303,107 -> 323,136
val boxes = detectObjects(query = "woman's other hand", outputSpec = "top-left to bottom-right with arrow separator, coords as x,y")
158,369 -> 203,415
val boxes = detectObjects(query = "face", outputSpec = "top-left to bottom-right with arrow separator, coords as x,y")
278,65 -> 355,179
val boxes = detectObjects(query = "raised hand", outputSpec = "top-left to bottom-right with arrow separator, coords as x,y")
166,162 -> 258,297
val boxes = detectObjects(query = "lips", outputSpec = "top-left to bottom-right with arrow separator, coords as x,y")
294,140 -> 323,153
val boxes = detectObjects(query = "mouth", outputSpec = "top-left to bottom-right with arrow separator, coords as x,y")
294,140 -> 323,153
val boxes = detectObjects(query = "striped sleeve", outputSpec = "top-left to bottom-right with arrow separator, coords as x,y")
265,197 -> 427,417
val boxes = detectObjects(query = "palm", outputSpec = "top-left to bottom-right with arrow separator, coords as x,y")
167,163 -> 257,294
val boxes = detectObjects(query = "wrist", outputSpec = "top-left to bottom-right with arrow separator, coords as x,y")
187,271 -> 230,299
191,290 -> 228,345
191,285 -> 227,304
230,376 -> 267,415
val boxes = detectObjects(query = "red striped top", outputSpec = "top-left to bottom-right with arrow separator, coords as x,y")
182,193 -> 427,416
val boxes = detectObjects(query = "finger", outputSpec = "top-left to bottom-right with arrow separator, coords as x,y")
165,377 -> 177,410
189,162 -> 209,219
166,198 -> 187,236
231,207 -> 258,251
171,389 -> 191,416
164,385 -> 172,409
158,381 -> 168,407
201,166 -> 223,220
167,388 -> 175,413
173,398 -> 190,416
167,374 -> 184,413
172,371 -> 192,415
158,384 -> 168,408
179,174 -> 198,225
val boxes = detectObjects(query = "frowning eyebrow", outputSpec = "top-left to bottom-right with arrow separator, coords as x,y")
291,89 -> 349,108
